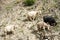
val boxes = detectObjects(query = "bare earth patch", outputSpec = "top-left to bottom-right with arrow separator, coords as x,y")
0,0 -> 60,40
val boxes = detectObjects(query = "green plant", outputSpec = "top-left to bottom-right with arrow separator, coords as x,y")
24,0 -> 35,6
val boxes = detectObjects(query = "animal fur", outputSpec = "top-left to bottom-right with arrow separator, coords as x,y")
37,21 -> 50,31
27,11 -> 41,21
43,16 -> 57,26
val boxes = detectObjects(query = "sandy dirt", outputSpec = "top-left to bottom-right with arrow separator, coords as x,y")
0,0 -> 60,40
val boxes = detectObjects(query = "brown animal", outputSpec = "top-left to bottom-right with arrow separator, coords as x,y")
37,21 -> 51,32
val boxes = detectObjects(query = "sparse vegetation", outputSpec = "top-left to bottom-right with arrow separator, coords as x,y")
24,0 -> 35,6
5,6 -> 12,10
0,0 -> 60,40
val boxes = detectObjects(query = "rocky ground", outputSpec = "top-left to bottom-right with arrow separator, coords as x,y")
0,0 -> 60,40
